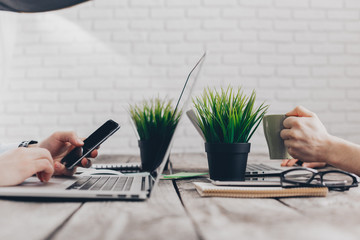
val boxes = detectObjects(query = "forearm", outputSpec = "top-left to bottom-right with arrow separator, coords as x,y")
0,143 -> 18,154
326,136 -> 360,176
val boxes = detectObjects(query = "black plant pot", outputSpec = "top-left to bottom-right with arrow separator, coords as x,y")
205,142 -> 251,181
138,140 -> 170,172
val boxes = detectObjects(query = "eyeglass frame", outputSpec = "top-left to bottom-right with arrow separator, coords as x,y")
280,167 -> 360,191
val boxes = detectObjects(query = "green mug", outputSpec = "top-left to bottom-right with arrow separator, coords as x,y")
263,114 -> 292,159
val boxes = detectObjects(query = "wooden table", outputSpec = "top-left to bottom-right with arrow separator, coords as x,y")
1,153 -> 359,240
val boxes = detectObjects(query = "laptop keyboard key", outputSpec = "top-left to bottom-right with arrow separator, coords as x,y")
101,177 -> 119,191
90,177 -> 110,191
67,176 -> 92,190
124,177 -> 134,191
246,163 -> 280,174
259,163 -> 278,171
113,177 -> 128,191
141,177 -> 146,191
80,177 -> 100,190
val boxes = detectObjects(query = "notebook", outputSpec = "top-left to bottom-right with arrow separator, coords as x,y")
194,182 -> 328,198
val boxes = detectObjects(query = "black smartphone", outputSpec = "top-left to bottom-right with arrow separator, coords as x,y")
61,119 -> 120,169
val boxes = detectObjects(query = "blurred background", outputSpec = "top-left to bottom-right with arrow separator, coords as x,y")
1,0 -> 360,156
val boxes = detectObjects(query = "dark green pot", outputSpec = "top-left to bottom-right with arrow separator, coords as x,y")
138,140 -> 169,172
205,142 -> 251,181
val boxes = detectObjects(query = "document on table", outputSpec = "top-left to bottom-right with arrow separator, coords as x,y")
194,182 -> 328,198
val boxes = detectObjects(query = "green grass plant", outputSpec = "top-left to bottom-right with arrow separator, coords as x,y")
129,98 -> 181,142
193,86 -> 269,143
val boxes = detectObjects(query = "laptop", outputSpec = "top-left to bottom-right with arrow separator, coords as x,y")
91,159 -> 287,177
0,52 -> 206,201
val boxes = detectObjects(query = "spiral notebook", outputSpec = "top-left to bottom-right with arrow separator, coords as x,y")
194,182 -> 328,198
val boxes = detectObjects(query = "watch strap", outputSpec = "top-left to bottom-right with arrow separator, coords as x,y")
18,140 -> 38,148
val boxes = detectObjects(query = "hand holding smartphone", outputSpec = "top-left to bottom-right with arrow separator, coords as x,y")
61,120 -> 120,169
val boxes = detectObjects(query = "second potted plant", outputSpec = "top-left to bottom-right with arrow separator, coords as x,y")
193,86 -> 269,181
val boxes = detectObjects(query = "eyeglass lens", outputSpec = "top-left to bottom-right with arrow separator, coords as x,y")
283,169 -> 314,183
321,172 -> 354,187
284,169 -> 355,187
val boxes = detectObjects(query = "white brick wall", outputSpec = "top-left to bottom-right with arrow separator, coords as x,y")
1,0 -> 360,156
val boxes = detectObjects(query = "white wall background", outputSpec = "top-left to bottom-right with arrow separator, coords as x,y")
1,0 -> 360,155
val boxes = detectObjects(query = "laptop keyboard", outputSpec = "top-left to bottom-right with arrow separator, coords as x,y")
67,176 -> 137,192
92,163 -> 141,173
68,163 -> 280,191
246,163 -> 280,173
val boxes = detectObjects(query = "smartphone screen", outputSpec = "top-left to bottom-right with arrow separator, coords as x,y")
61,120 -> 120,169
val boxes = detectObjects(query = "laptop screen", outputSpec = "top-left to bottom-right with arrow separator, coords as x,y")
148,52 -> 206,195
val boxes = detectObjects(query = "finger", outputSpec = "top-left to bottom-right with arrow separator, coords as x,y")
284,139 -> 296,148
287,159 -> 299,166
303,162 -> 327,168
82,149 -> 98,159
286,106 -> 314,118
36,172 -> 43,182
79,139 -> 99,150
283,117 -> 301,129
54,161 -> 76,176
56,161 -> 78,176
89,149 -> 98,158
54,161 -> 66,175
34,159 -> 54,182
26,148 -> 54,165
63,167 -> 76,177
281,159 -> 290,167
280,129 -> 292,140
81,158 -> 92,168
54,131 -> 84,147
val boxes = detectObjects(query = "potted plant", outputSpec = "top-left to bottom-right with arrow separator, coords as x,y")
193,86 -> 269,181
129,98 -> 181,173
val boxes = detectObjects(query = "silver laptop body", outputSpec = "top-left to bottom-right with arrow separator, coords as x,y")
92,161 -> 291,177
0,53 -> 206,201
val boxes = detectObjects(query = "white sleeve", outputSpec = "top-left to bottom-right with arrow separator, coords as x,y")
0,143 -> 18,154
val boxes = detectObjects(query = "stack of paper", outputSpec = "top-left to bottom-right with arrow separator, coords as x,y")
194,182 -> 328,198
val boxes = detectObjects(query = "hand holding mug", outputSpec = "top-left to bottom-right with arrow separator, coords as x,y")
280,106 -> 331,164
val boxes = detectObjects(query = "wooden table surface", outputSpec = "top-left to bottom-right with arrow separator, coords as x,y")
1,153 -> 359,240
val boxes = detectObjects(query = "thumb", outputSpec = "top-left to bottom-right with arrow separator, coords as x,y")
55,131 -> 84,147
286,106 -> 314,117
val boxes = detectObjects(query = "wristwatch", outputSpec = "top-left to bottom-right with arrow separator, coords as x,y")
18,140 -> 38,148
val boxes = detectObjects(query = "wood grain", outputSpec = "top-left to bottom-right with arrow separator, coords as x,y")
1,154 -> 359,240
0,200 -> 81,239
279,187 -> 360,238
176,178 -> 359,240
52,180 -> 198,240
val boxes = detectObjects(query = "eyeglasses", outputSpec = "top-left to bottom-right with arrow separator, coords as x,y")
280,167 -> 359,191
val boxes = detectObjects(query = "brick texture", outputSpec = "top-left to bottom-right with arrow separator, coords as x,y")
0,0 -> 360,156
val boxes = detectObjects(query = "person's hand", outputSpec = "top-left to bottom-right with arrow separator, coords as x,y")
0,148 -> 54,186
37,131 -> 98,176
280,106 -> 332,164
281,159 -> 326,168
